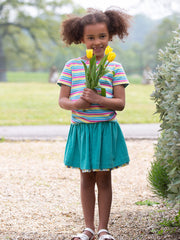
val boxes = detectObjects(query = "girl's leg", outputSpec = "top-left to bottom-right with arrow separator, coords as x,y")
96,171 -> 112,232
79,171 -> 96,237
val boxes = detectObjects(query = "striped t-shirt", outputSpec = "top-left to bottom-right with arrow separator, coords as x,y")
57,57 -> 129,124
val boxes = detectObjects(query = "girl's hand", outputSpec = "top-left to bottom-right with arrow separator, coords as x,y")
81,85 -> 126,111
81,88 -> 101,104
74,98 -> 91,110
59,84 -> 90,110
59,85 -> 125,111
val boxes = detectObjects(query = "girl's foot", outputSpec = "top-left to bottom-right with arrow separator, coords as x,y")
98,229 -> 115,240
72,228 -> 95,240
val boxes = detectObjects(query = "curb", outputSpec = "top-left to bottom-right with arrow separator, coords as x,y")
0,124 -> 160,141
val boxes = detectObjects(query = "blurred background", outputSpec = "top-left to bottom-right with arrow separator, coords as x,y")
0,0 -> 179,126
0,0 -> 179,83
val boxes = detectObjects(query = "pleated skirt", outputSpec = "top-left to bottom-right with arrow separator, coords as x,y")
64,121 -> 130,172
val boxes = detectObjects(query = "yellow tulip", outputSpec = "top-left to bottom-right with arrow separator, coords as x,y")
105,46 -> 113,55
86,49 -> 93,59
107,52 -> 116,62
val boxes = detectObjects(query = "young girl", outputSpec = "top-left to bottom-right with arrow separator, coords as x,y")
58,8 -> 131,240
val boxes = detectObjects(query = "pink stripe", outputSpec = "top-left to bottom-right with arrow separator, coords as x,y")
63,72 -> 71,76
100,83 -> 111,87
114,80 -> 127,82
72,110 -> 114,116
59,80 -> 71,84
72,76 -> 85,79
71,91 -> 83,95
73,68 -> 84,71
72,83 -> 85,87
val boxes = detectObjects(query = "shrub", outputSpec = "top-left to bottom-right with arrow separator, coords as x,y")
148,27 -> 180,204
148,156 -> 170,199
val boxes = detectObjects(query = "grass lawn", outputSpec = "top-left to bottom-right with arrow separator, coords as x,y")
7,72 -> 48,83
117,84 -> 159,124
0,80 -> 159,126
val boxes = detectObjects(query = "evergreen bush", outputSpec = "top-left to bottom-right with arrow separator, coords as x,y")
148,27 -> 180,204
148,156 -> 170,199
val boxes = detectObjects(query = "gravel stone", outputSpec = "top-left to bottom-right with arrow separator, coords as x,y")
0,140 -> 179,240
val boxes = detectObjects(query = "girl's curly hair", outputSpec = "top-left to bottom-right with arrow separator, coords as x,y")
61,8 -> 132,45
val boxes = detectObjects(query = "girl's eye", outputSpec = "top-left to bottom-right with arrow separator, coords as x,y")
100,34 -> 106,39
87,36 -> 94,40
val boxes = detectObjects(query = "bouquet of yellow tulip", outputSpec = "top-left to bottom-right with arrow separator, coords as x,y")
81,46 -> 116,97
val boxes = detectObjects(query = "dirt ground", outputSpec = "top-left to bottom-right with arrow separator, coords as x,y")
0,140 -> 179,240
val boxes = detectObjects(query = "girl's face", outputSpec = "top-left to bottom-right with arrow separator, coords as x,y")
82,23 -> 110,60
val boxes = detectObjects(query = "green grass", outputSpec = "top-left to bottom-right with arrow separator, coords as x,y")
7,71 -> 142,84
0,82 -> 71,125
0,72 -> 159,125
128,74 -> 142,84
117,84 -> 159,123
7,71 -> 49,83
135,200 -> 160,206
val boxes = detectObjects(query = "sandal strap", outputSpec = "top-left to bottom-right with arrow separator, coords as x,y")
98,229 -> 109,235
99,234 -> 115,240
84,227 -> 95,235
71,233 -> 89,240
72,228 -> 95,240
98,229 -> 115,240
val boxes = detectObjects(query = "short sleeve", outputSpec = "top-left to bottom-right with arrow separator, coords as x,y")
113,63 -> 129,88
57,61 -> 72,87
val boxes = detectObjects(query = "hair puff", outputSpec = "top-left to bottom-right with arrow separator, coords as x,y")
61,8 -> 132,45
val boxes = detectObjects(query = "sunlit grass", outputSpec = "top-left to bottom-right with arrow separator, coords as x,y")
0,81 -> 159,125
7,71 -> 49,83
117,84 -> 159,123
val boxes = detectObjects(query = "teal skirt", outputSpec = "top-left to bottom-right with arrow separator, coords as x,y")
64,121 -> 130,172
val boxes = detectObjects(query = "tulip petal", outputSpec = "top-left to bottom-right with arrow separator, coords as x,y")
86,49 -> 93,59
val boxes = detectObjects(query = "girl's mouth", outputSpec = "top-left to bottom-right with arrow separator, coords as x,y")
93,46 -> 104,53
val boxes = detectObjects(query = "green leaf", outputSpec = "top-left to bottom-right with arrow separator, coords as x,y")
100,87 -> 106,97
90,55 -> 96,67
98,69 -> 109,79
81,60 -> 89,86
97,54 -> 108,71
88,55 -> 96,89
112,71 -> 115,76
94,84 -> 106,97
92,62 -> 97,88
81,60 -> 88,73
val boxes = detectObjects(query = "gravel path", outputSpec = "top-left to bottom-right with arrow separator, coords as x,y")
0,140 -> 179,240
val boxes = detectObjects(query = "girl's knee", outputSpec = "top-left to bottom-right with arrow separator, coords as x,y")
96,171 -> 112,190
80,171 -> 96,189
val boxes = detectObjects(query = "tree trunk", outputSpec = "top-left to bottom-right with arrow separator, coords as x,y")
0,34 -> 7,82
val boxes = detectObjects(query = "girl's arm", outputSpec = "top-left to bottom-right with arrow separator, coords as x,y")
81,85 -> 126,111
59,84 -> 91,110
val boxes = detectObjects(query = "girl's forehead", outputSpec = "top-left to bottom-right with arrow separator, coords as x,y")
83,23 -> 109,35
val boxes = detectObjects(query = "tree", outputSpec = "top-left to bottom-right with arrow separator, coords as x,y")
142,15 -> 179,72
155,16 -> 179,50
0,0 -> 76,81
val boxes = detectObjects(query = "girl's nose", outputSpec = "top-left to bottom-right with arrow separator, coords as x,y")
94,38 -> 101,45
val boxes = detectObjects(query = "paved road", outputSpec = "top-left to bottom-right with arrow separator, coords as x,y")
0,124 -> 160,140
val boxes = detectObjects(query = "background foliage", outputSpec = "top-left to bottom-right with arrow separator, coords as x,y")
0,0 -> 180,82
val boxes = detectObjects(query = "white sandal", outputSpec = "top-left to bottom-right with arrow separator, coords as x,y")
71,228 -> 95,240
98,229 -> 115,240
